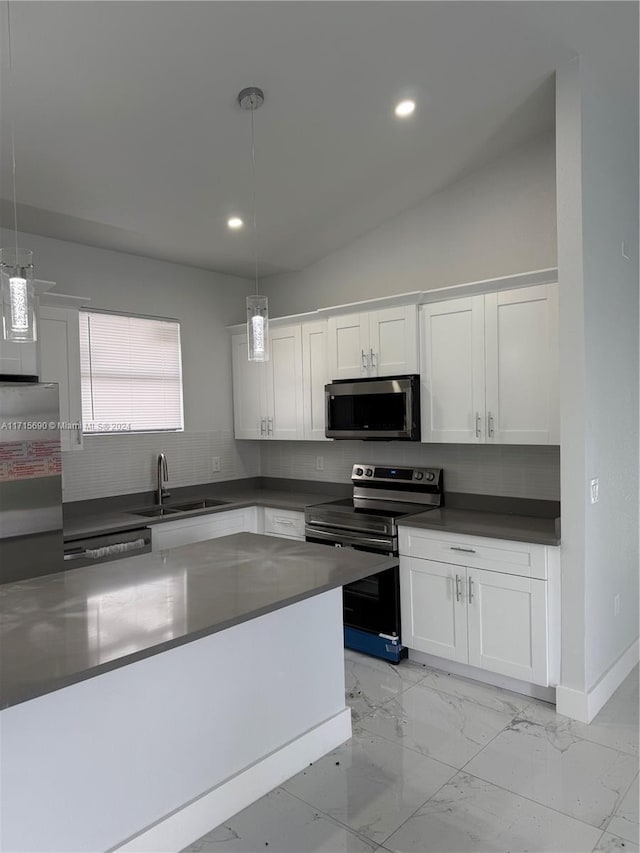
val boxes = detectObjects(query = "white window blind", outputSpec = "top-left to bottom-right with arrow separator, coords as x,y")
79,311 -> 184,434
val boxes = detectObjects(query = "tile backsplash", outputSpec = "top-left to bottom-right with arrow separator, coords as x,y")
260,441 -> 560,500
61,431 -> 261,502
63,436 -> 560,503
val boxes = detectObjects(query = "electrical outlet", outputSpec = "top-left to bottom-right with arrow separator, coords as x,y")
614,594 -> 621,617
590,478 -> 599,504
211,456 -> 221,473
315,456 -> 324,471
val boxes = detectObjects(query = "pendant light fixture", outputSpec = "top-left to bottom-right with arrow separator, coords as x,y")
239,86 -> 269,362
1,1 -> 36,343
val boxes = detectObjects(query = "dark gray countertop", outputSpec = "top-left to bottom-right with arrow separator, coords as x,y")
64,487 -> 339,540
399,507 -> 560,545
0,533 -> 395,709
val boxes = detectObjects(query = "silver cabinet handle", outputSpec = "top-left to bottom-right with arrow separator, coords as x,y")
488,412 -> 495,438
361,349 -> 369,372
260,417 -> 266,436
369,348 -> 377,369
267,417 -> 273,435
475,412 -> 482,438
455,574 -> 462,602
451,546 -> 476,554
76,424 -> 83,446
468,576 -> 474,604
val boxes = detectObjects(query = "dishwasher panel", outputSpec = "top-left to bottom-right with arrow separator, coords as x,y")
64,527 -> 152,569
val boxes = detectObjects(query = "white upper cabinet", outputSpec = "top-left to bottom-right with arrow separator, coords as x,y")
484,285 -> 559,444
266,324 -> 304,440
38,304 -> 84,451
0,335 -> 38,377
326,313 -> 369,380
232,324 -> 304,440
420,295 -> 486,443
420,284 -> 559,445
327,305 -> 418,380
302,320 -> 330,441
232,333 -> 266,439
368,305 -> 418,377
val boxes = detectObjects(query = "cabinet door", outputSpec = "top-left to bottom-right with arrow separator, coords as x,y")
368,305 -> 418,376
38,306 -> 83,451
231,333 -> 266,439
400,557 -> 468,663
484,284 -> 559,444
152,508 -> 257,552
467,568 -> 548,685
302,320 -> 330,441
327,313 -> 369,379
266,324 -> 304,440
420,296 -> 485,443
0,337 -> 38,377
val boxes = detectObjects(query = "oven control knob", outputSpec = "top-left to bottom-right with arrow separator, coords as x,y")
365,468 -> 374,477
355,467 -> 364,477
426,472 -> 435,481
414,472 -> 424,480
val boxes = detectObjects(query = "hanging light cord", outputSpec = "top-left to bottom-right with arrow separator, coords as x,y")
250,102 -> 258,296
6,0 -> 19,259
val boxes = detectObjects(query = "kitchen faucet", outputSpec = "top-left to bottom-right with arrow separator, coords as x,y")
157,453 -> 170,506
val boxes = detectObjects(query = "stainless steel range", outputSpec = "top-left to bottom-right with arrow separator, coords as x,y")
305,464 -> 443,663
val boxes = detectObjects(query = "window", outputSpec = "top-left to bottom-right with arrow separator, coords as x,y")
79,310 -> 184,434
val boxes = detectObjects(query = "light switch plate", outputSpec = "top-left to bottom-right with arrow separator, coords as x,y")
590,478 -> 599,504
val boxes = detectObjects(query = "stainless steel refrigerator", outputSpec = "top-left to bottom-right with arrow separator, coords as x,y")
0,381 -> 63,583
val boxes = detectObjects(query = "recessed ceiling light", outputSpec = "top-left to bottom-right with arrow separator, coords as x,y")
227,217 -> 244,230
394,99 -> 416,118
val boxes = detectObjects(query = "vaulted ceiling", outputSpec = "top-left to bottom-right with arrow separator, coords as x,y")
0,2 -> 635,278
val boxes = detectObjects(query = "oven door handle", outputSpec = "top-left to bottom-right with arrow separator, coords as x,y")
305,527 -> 395,550
306,519 -> 391,537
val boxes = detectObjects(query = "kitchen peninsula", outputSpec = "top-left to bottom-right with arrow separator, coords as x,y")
0,533 -> 394,853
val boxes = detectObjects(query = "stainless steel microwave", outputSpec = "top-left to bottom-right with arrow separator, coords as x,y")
325,374 -> 421,440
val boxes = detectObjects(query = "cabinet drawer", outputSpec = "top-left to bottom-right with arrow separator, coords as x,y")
398,527 -> 547,579
263,507 -> 305,540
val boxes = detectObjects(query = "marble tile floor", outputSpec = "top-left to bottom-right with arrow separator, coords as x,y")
182,653 -> 639,853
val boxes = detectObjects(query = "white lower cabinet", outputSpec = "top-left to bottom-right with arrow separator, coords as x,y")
401,557 -> 469,664
399,526 -> 558,687
151,507 -> 258,552
466,567 -> 548,683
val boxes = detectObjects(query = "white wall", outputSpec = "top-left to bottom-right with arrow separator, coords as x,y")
0,228 -> 261,500
263,133 -> 557,316
556,54 -> 639,710
580,60 -> 639,689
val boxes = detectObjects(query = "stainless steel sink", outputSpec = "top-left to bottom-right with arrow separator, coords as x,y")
132,498 -> 231,518
167,498 -> 231,512
133,506 -> 182,517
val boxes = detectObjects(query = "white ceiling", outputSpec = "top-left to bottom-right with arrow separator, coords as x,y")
0,2 -> 636,278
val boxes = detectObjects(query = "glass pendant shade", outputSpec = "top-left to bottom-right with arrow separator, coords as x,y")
247,294 -> 269,362
0,248 -> 36,342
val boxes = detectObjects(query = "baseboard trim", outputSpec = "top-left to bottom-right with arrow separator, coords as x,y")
407,649 -> 556,703
112,707 -> 352,853
556,636 -> 639,723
